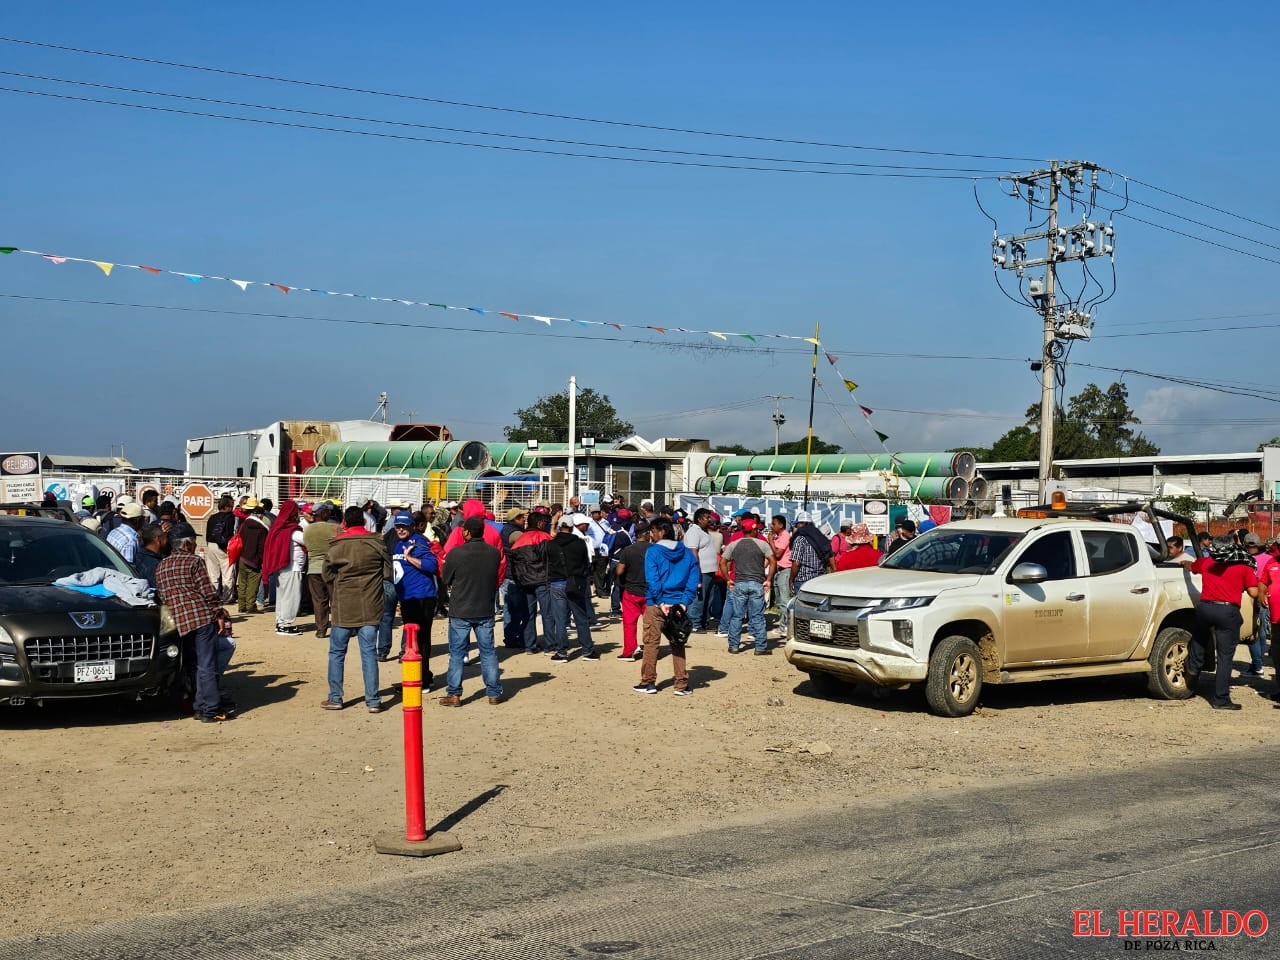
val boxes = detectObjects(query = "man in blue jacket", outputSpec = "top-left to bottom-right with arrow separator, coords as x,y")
635,517 -> 700,696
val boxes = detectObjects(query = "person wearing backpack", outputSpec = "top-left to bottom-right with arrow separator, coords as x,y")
634,517 -> 700,696
205,495 -> 238,604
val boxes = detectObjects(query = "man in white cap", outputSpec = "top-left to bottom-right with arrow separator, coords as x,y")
106,502 -> 145,564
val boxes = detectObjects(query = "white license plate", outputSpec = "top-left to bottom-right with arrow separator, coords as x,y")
809,619 -> 833,639
74,661 -> 116,683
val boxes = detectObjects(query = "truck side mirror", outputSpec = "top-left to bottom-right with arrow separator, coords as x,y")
1009,562 -> 1049,584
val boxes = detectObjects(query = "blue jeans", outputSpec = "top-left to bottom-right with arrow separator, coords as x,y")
189,622 -> 221,718
1249,614 -> 1269,671
727,581 -> 768,652
328,624 -> 381,708
550,582 -> 595,656
256,572 -> 278,606
772,573 -> 792,611
522,583 -> 553,651
377,579 -> 397,659
447,617 -> 502,698
502,580 -> 528,646
215,634 -> 235,680
688,572 -> 714,629
708,578 -> 726,623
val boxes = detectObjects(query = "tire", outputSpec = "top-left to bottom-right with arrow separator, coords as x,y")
925,635 -> 983,717
808,670 -> 853,697
1147,626 -> 1195,700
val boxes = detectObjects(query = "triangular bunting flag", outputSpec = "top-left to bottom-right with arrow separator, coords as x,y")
181,274 -> 202,283
859,405 -> 873,417
709,332 -> 728,341
804,337 -> 821,345
534,316 -> 552,326
738,334 -> 757,343
427,303 -> 446,309
609,324 -> 622,331
92,261 -> 114,276
499,312 -> 519,321
825,353 -> 838,365
230,280 -> 250,291
648,326 -> 666,335
875,430 -> 890,443
44,255 -> 67,264
0,247 -> 16,255
843,379 -> 858,392
272,284 -> 290,294
140,266 -> 162,275
469,307 -> 486,314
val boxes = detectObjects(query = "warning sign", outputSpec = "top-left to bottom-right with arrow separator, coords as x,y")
0,452 -> 42,502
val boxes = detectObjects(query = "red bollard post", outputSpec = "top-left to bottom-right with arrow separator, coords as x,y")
400,622 -> 427,842
373,623 -> 461,858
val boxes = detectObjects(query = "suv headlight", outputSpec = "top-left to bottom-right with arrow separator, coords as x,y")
0,623 -> 15,655
858,596 -> 933,619
159,605 -> 176,636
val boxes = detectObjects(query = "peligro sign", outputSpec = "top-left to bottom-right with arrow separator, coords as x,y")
0,451 -> 42,502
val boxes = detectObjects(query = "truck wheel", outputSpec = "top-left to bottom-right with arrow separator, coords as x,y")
925,635 -> 983,717
1147,626 -> 1195,700
808,670 -> 852,697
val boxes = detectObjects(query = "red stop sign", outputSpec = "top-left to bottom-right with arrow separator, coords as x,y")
180,482 -> 216,521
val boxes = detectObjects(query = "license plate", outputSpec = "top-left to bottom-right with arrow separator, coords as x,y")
809,619 -> 833,639
74,661 -> 116,683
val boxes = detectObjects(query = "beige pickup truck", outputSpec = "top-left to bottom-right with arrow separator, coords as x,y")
784,505 -> 1211,716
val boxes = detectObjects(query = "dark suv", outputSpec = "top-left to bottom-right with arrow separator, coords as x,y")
0,516 -> 181,706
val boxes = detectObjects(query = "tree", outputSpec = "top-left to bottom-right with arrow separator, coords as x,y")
711,443 -> 756,455
979,382 -> 1159,462
504,387 -> 634,443
774,435 -> 842,456
1257,437 -> 1280,452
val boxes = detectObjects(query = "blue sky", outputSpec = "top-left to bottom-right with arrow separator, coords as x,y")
3,2 -> 1279,467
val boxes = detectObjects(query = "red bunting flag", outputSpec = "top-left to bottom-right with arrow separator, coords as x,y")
499,312 -> 519,321
825,353 -> 838,366
271,284 -> 291,294
139,266 -> 162,274
859,405 -> 873,417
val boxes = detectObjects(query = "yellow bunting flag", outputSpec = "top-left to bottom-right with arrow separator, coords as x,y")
92,261 -> 114,276
843,379 -> 858,392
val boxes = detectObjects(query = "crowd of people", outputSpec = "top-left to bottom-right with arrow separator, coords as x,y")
67,486 -> 920,721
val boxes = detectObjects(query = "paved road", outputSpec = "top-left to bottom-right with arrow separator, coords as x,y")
7,748 -> 1279,959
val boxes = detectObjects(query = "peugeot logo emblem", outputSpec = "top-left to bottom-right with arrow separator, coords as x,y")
70,611 -> 105,630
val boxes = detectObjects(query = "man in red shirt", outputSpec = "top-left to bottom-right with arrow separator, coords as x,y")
1189,541 -> 1259,710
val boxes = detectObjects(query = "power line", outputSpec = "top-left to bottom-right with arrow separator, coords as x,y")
1115,210 -> 1280,267
0,70 -> 1014,175
0,85 -> 1007,181
1106,309 -> 1280,329
1097,184 -> 1280,253
0,292 -> 1032,364
0,35 -> 1049,163
1122,175 -> 1280,235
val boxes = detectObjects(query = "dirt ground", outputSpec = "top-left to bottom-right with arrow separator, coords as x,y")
2,606 -> 1276,939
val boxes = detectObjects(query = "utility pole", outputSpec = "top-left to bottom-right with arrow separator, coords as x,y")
991,161 -> 1114,502
566,375 -> 577,502
1037,161 -> 1060,504
402,409 -> 418,424
766,394 -> 793,456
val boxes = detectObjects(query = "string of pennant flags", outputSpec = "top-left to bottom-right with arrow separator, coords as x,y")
1,240 -> 902,462
822,350 -> 902,467
0,244 -> 821,347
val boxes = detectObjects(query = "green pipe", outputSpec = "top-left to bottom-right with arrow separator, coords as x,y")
704,452 -> 973,478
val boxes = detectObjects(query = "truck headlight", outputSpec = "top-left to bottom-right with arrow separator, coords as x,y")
0,624 -> 15,655
165,644 -> 180,659
858,597 -> 933,619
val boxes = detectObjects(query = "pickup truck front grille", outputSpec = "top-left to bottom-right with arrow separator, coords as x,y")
794,617 -> 860,649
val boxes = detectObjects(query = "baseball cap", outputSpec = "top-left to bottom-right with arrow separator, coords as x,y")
169,522 -> 198,540
119,503 -> 143,519
571,513 -> 590,526
505,507 -> 525,521
299,502 -> 314,515
1244,532 -> 1263,546
439,500 -> 459,509
393,511 -> 414,527
740,516 -> 760,532
731,508 -> 751,519
116,495 -> 135,506
897,519 -> 917,533
81,496 -> 95,507
81,517 -> 101,532
794,510 -> 812,524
